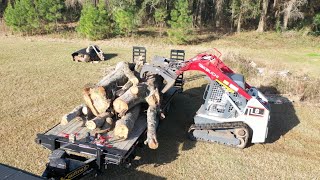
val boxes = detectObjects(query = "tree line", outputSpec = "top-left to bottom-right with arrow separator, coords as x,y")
1,0 -> 319,43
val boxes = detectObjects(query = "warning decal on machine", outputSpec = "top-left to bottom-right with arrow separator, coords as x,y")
245,107 -> 265,117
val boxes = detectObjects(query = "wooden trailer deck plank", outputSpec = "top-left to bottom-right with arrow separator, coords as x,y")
46,118 -> 80,135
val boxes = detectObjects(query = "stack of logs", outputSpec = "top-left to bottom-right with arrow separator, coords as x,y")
61,61 -> 163,149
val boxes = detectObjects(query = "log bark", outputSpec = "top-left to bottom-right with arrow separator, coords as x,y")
93,117 -> 115,134
145,105 -> 160,149
98,61 -> 139,88
144,73 -> 163,149
61,105 -> 84,125
83,86 -> 111,116
134,57 -> 145,74
85,111 -> 114,130
89,86 -> 111,114
115,81 -> 133,97
114,105 -> 141,139
83,88 -> 99,116
145,73 -> 163,106
83,61 -> 139,116
113,83 -> 148,116
257,0 -> 269,32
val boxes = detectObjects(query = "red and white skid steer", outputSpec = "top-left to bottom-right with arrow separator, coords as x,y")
140,49 -> 270,148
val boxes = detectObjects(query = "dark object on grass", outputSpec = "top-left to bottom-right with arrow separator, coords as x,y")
71,45 -> 105,62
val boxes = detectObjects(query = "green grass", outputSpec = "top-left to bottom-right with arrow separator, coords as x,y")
0,33 -> 320,179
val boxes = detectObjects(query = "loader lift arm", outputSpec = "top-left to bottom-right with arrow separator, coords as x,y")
175,52 -> 252,100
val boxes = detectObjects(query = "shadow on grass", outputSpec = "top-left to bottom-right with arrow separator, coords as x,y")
258,86 -> 300,143
187,34 -> 219,45
95,168 -> 165,180
98,85 -> 299,179
136,29 -> 160,37
103,53 -> 118,61
97,85 -> 206,179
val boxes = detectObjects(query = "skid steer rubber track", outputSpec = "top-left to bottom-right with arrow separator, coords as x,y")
188,122 -> 250,148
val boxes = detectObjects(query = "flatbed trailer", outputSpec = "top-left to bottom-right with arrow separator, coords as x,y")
34,85 -> 180,179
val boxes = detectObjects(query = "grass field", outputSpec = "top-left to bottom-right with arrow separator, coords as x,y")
0,32 -> 320,179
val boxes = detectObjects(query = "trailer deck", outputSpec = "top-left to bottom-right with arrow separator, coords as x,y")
37,114 -> 147,167
44,114 -> 146,158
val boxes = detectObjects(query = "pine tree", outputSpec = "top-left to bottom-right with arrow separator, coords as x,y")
313,13 -> 320,35
76,1 -> 112,40
154,7 -> 167,37
167,0 -> 192,44
231,0 -> 260,33
4,0 -> 40,34
35,0 -> 63,32
113,7 -> 137,36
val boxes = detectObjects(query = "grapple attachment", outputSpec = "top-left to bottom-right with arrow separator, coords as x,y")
140,56 -> 179,93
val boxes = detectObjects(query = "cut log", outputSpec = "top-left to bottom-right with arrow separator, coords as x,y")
134,57 -> 145,74
145,105 -> 160,149
81,105 -> 94,119
85,111 -> 114,130
93,117 -> 115,134
98,61 -> 139,88
145,89 -> 161,106
113,83 -> 148,116
123,66 -> 139,86
129,85 -> 139,95
83,86 -> 111,116
89,86 -> 111,114
144,73 -> 163,149
114,105 -> 141,139
83,88 -> 99,116
115,81 -> 133,97
145,73 -> 163,106
146,73 -> 164,92
61,105 -> 84,125
83,61 -> 139,116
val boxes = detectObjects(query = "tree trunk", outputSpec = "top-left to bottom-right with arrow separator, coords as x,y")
114,105 -> 141,139
237,11 -> 242,33
283,0 -> 294,31
257,0 -> 269,32
61,105 -> 84,125
215,0 -> 224,28
113,83 -> 148,116
85,111 -> 114,130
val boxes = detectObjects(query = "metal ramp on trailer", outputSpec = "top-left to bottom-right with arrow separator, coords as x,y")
170,49 -> 185,90
133,46 -> 147,63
